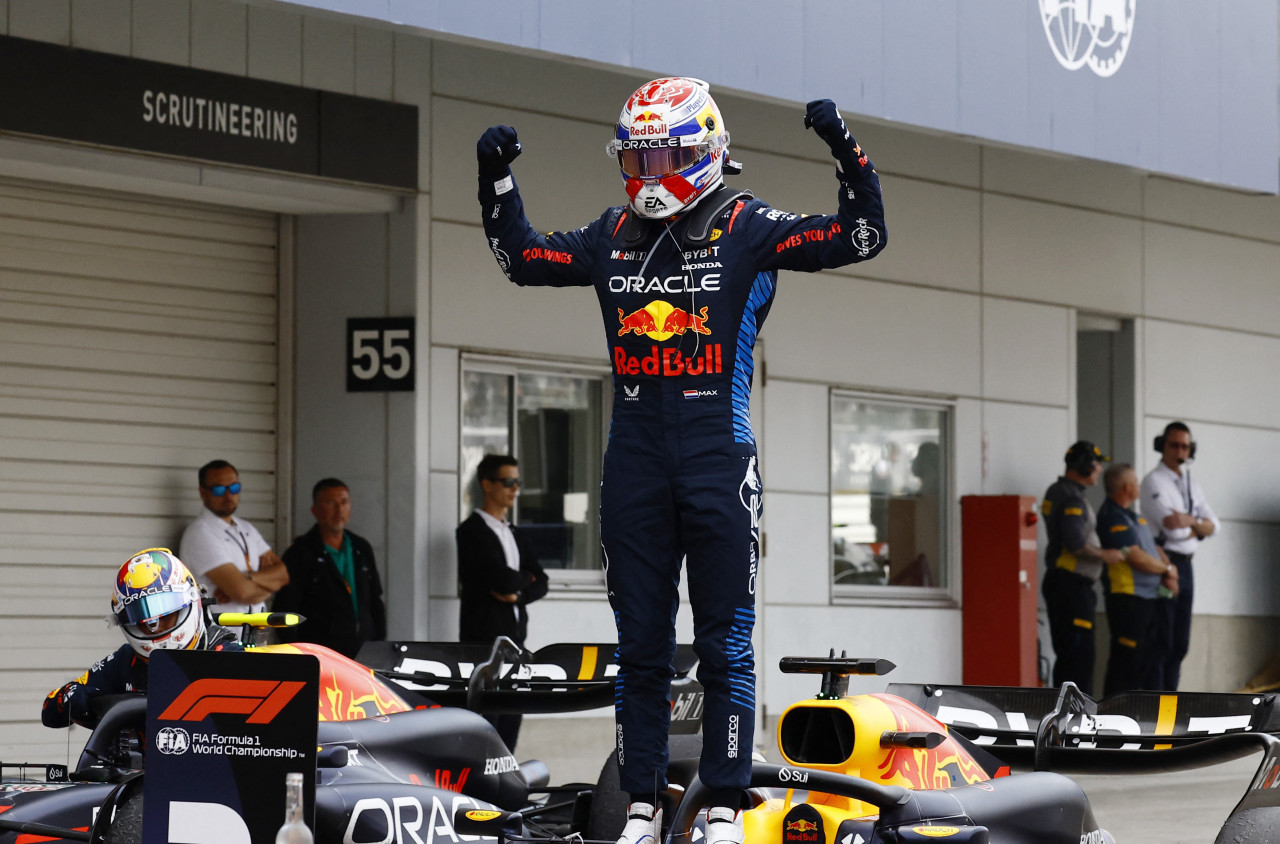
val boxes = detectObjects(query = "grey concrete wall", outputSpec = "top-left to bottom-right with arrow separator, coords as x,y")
293,205 -> 424,640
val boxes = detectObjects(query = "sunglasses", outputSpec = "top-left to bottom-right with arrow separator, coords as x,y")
204,482 -> 242,497
490,477 -> 521,489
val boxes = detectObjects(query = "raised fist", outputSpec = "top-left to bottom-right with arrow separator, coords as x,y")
477,125 -> 522,175
804,100 -> 849,148
804,99 -> 869,175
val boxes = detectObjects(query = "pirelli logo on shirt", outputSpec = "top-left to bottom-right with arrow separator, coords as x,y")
1110,525 -> 1128,533
1064,507 -> 1083,516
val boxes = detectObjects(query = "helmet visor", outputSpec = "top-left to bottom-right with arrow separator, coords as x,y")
122,605 -> 192,641
116,591 -> 190,627
616,144 -> 707,179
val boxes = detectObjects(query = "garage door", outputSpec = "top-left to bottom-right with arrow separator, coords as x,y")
0,178 -> 280,761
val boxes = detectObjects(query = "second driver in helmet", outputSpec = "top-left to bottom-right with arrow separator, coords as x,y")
477,79 -> 887,844
42,548 -> 241,729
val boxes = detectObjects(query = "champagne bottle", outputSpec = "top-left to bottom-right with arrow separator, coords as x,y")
275,772 -> 314,844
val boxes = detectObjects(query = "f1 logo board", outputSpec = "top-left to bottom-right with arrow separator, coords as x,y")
146,650 -> 319,843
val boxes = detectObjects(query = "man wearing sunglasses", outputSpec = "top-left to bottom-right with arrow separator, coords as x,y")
179,459 -> 289,618
456,453 -> 549,750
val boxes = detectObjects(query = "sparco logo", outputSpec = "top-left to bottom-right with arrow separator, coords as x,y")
727,714 -> 740,758
1039,0 -> 1136,78
483,755 -> 519,775
616,724 -> 625,765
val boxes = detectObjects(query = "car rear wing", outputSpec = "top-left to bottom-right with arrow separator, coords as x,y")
888,681 -> 1280,760
360,638 -> 702,729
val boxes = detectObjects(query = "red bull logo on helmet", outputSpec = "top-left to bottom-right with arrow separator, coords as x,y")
616,300 -> 711,341
629,110 -> 669,136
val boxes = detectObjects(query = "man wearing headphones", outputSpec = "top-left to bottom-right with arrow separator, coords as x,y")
1140,422 -> 1220,690
1041,441 -> 1124,694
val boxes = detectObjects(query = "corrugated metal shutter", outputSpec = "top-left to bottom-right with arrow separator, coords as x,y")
0,178 -> 279,762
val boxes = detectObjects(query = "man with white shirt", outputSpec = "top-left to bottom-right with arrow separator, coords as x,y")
1140,422 -> 1220,690
456,453 -> 549,749
179,459 -> 289,618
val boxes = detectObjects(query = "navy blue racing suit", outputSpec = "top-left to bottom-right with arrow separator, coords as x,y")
42,630 -> 242,728
478,145 -> 886,798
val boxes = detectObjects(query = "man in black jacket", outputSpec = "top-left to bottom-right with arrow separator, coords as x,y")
456,454 -> 549,749
275,478 -> 386,658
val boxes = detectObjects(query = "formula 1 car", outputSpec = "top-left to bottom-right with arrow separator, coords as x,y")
452,655 -> 1280,844
5,640 -> 1279,843
0,635 -> 698,844
887,678 -> 1280,840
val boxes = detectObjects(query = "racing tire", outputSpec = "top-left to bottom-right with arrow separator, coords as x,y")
92,777 -> 144,844
103,791 -> 143,844
1216,806 -> 1280,843
586,735 -> 705,841
586,750 -> 628,841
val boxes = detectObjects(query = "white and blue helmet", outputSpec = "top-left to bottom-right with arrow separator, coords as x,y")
606,77 -> 730,220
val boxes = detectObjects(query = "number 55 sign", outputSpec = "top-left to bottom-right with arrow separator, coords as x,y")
347,317 -> 415,392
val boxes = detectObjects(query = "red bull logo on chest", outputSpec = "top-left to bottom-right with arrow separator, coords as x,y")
614,344 -> 722,377
617,300 -> 711,341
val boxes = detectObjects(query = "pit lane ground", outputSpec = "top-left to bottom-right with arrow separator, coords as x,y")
521,715 -> 1260,844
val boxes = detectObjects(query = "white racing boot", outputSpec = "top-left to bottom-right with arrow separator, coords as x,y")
617,802 -> 662,844
704,808 -> 743,844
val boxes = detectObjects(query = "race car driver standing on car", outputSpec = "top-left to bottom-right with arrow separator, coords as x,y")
42,548 -> 241,729
476,77 -> 886,844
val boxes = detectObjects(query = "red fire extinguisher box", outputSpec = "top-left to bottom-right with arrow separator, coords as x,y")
960,495 -> 1040,686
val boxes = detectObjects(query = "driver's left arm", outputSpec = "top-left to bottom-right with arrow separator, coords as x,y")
755,106 -> 887,273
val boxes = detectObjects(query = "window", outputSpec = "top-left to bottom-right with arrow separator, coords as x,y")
831,394 -> 950,593
461,360 -> 609,575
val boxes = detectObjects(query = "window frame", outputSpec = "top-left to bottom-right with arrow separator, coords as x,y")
460,353 -> 612,593
828,389 -> 959,608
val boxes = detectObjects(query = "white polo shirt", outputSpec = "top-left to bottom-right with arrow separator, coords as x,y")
179,507 -> 273,614
1139,461 -> 1220,556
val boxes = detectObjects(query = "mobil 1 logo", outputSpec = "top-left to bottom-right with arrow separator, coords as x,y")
348,317 -> 415,392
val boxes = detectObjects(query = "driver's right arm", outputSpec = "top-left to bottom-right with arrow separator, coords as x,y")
41,645 -> 135,728
476,125 -> 600,289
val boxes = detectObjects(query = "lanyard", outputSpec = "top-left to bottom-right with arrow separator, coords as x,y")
224,526 -> 250,565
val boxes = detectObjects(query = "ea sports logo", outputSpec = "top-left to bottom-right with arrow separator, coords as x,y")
1039,0 -> 1136,78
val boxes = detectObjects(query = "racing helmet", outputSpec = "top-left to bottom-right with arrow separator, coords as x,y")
606,77 -> 730,220
111,548 -> 204,659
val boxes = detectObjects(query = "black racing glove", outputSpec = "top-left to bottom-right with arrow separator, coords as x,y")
804,99 -> 871,179
477,125 -> 522,177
